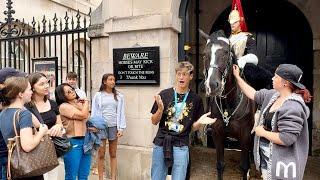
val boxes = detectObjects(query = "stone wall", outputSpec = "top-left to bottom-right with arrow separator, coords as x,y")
290,0 -> 320,155
312,39 -> 320,155
89,0 -> 182,179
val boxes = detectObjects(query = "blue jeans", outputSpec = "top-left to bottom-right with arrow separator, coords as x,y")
151,145 -> 189,180
0,156 -> 7,180
64,138 -> 91,180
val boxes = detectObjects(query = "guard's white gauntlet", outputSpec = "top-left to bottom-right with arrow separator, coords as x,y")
237,54 -> 258,68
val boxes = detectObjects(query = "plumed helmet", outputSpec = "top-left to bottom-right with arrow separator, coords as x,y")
228,7 -> 240,24
229,0 -> 248,31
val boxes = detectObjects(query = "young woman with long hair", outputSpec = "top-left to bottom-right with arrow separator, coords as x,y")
55,83 -> 90,180
26,73 -> 63,136
25,73 -> 64,180
91,73 -> 126,180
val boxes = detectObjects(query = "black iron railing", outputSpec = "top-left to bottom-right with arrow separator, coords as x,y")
0,0 -> 92,93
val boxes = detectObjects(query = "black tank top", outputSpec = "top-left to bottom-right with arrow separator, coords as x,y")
260,105 -> 275,143
263,105 -> 275,131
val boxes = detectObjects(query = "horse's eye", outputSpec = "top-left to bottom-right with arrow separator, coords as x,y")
222,49 -> 228,54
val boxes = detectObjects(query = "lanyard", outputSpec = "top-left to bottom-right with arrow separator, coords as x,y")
174,89 -> 189,121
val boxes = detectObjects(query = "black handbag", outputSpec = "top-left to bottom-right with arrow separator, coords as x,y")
51,135 -> 72,157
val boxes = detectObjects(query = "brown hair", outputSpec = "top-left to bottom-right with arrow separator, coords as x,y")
287,83 -> 312,103
66,72 -> 78,79
0,77 -> 29,106
175,61 -> 194,75
99,73 -> 118,101
28,73 -> 48,102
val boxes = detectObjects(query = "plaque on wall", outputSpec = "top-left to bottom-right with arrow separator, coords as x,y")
113,46 -> 160,85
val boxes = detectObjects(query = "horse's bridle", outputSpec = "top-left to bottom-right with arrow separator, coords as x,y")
209,62 -> 231,97
204,39 -> 247,126
204,41 -> 233,97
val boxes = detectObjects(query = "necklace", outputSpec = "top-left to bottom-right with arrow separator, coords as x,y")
173,88 -> 189,122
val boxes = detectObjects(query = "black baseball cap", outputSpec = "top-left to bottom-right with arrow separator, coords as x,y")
275,64 -> 305,89
0,68 -> 27,84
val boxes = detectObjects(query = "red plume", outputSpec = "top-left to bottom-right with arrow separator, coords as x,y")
231,0 -> 248,31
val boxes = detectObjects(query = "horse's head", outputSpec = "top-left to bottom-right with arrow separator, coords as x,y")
200,29 -> 233,97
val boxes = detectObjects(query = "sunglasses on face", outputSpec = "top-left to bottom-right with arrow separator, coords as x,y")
65,88 -> 75,95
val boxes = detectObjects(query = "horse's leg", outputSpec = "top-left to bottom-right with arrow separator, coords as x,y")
239,130 -> 252,180
212,122 -> 225,180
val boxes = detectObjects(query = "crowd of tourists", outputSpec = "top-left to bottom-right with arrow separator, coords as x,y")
0,69 -> 125,180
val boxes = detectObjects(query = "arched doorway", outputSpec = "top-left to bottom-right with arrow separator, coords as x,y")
179,0 -> 313,152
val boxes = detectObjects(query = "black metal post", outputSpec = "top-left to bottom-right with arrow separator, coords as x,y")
195,0 -> 200,93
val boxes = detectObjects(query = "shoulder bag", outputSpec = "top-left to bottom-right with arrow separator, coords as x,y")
7,109 -> 59,179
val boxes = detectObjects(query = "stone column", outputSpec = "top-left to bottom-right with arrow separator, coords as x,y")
290,0 -> 320,156
313,38 -> 320,155
89,0 -> 181,179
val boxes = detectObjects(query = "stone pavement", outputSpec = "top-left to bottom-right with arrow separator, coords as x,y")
87,146 -> 320,179
188,146 -> 320,180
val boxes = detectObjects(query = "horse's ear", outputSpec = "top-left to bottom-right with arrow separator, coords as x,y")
216,30 -> 226,38
199,29 -> 210,40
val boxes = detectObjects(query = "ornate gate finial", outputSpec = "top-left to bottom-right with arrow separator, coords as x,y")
4,0 -> 15,24
1,0 -> 16,38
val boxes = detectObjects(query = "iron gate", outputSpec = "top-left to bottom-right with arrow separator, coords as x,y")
0,0 -> 92,94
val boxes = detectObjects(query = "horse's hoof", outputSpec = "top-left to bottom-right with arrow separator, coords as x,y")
240,169 -> 250,180
216,174 -> 223,180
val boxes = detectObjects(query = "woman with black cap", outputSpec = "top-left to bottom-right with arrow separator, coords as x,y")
233,64 -> 311,180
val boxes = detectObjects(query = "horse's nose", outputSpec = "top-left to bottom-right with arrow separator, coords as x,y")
209,80 -> 219,89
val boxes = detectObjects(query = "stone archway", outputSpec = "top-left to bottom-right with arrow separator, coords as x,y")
210,0 -> 314,152
177,0 -> 320,154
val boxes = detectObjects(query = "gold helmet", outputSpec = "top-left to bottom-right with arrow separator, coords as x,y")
228,7 -> 240,24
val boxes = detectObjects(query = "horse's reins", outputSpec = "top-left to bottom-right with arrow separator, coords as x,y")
207,57 -> 231,97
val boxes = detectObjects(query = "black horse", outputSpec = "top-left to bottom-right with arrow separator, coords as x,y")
200,30 -> 256,180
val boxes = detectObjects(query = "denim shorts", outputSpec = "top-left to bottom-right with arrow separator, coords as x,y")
101,126 -> 117,141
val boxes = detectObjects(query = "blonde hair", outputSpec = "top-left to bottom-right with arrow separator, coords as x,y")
175,61 -> 194,74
